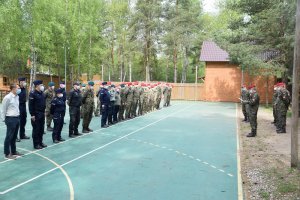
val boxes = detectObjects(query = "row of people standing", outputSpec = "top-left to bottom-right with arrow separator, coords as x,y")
1,78 -> 173,158
240,82 -> 291,138
98,81 -> 173,128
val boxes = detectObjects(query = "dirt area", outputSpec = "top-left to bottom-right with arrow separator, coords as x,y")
238,105 -> 300,200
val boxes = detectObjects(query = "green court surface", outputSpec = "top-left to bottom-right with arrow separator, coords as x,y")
0,101 -> 240,200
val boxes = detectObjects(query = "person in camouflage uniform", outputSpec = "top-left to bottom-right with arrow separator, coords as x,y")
275,83 -> 291,133
114,86 -> 121,123
81,81 -> 95,133
166,85 -> 172,106
132,82 -> 140,117
155,83 -> 162,110
163,84 -> 169,107
118,83 -> 127,121
143,84 -> 150,113
125,83 -> 134,119
44,82 -> 55,131
246,85 -> 260,137
80,84 -> 86,118
241,85 -> 249,122
272,84 -> 279,125
138,83 -> 146,116
94,85 -> 102,117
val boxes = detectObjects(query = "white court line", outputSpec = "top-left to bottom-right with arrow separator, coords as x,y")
236,103 -> 244,200
0,105 -> 192,194
0,104 -> 177,165
4,147 -> 74,200
126,137 -> 235,178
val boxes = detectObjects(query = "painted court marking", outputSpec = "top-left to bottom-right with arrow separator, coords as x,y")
126,137 -> 234,178
9,146 -> 74,200
0,105 -> 192,195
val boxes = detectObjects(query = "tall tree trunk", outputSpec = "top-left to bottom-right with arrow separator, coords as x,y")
129,56 -> 132,82
166,58 -> 169,82
77,44 -> 81,80
88,28 -> 92,80
266,76 -> 269,107
173,0 -> 179,83
173,43 -> 178,83
181,47 -> 188,83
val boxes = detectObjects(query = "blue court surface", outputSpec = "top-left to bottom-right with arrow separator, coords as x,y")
0,101 -> 240,200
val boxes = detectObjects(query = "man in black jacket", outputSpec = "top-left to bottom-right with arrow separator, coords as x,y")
67,82 -> 82,137
29,80 -> 47,149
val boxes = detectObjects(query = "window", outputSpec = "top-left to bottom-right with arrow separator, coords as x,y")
3,76 -> 8,86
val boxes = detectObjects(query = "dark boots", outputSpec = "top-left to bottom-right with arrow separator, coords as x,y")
246,129 -> 256,137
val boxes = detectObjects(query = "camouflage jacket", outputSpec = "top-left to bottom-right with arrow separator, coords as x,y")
276,88 -> 291,112
249,92 -> 260,114
44,89 -> 55,111
82,89 -> 95,108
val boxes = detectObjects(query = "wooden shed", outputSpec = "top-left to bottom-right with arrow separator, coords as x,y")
199,41 -> 274,103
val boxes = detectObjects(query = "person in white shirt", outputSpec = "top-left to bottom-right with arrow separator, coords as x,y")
1,84 -> 23,159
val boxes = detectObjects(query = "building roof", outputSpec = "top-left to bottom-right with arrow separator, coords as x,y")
200,41 -> 229,62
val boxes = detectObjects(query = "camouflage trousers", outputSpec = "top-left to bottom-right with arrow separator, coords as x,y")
249,112 -> 258,131
82,106 -> 94,129
138,100 -> 144,115
125,101 -> 133,118
276,111 -> 287,131
273,105 -> 277,123
242,103 -> 249,120
131,99 -> 139,117
156,98 -> 161,109
118,104 -> 126,121
45,110 -> 53,127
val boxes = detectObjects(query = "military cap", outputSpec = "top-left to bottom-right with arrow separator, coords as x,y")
55,88 -> 64,94
60,81 -> 65,85
82,83 -> 86,87
102,81 -> 107,85
88,81 -> 94,86
48,82 -> 55,87
33,80 -> 43,86
18,77 -> 26,81
120,84 -> 125,88
111,84 -> 115,88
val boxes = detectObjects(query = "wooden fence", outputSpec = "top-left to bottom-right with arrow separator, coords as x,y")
171,83 -> 205,101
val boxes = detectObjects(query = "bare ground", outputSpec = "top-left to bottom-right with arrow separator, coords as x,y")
238,105 -> 300,200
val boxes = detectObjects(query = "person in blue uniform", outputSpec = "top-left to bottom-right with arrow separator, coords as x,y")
17,77 -> 30,142
29,80 -> 47,149
50,89 -> 66,143
59,81 -> 67,124
100,82 -> 110,128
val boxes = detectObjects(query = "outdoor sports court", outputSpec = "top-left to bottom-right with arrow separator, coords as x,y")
0,101 -> 241,200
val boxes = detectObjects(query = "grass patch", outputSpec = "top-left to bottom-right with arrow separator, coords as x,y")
277,182 -> 298,194
259,190 -> 270,199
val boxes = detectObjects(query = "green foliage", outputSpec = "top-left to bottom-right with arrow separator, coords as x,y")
0,0 -> 204,83
215,0 -> 296,80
